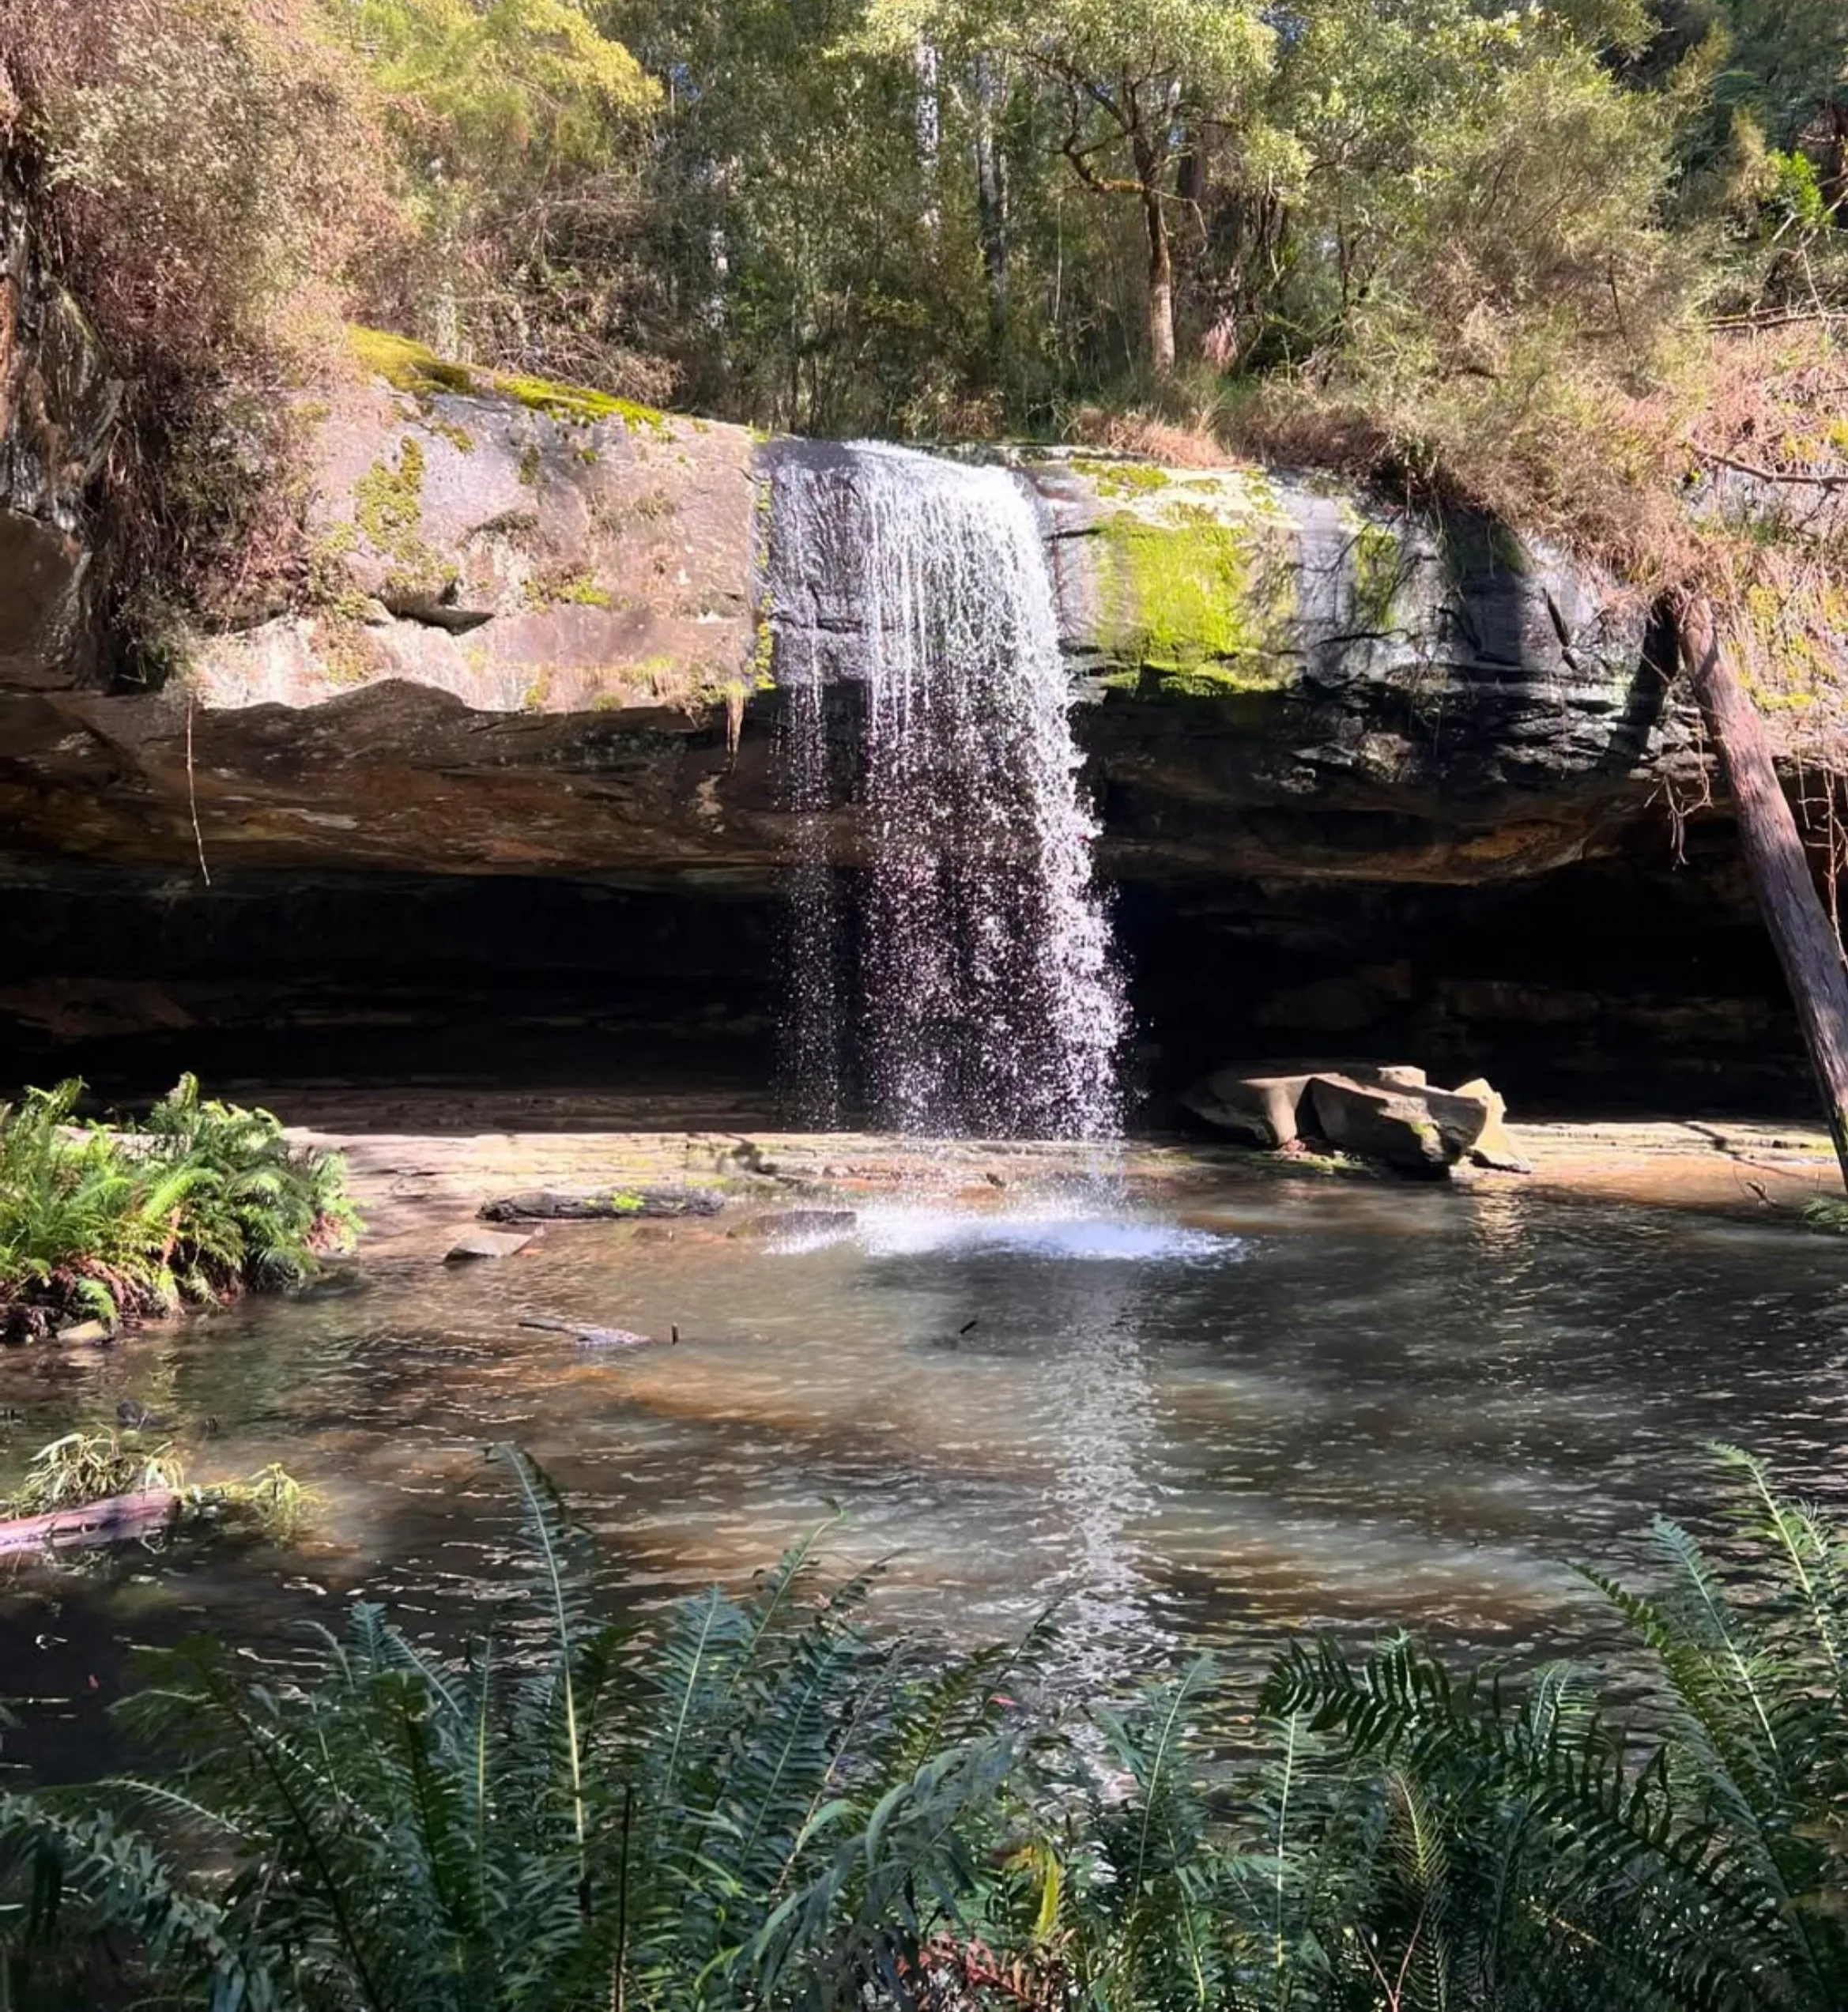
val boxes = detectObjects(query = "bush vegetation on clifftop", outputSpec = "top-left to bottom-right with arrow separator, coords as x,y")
2,0 -> 1844,679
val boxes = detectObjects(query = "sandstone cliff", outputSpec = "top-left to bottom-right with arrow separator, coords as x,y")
0,189 -> 1799,1105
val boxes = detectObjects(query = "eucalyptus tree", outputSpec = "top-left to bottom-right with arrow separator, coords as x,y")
865,0 -> 1277,375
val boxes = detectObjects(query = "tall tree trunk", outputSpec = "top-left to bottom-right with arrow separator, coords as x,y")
1825,104 -> 1848,226
1680,591 -> 1848,1187
1142,184 -> 1175,378
915,40 -> 941,241
973,51 -> 1009,341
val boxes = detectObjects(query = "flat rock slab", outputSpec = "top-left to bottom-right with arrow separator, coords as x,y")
445,1230 -> 534,1261
481,1186 -> 726,1223
53,1319 -> 113,1345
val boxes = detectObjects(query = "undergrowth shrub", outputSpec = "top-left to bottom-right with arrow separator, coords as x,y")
0,1075 -> 358,1340
0,0 -> 397,653
0,1452 -> 1048,2010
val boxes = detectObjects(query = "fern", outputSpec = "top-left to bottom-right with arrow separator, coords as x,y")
4,1447 -> 1847,2011
0,1075 -> 359,1338
0,1449 -> 1047,2011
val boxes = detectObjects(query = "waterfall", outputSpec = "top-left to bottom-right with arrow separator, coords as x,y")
770,442 -> 1126,1140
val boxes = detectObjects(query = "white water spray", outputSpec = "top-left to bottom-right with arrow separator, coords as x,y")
770,443 -> 1126,1138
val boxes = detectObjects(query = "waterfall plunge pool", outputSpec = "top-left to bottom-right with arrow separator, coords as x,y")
5,1165 -> 1847,1784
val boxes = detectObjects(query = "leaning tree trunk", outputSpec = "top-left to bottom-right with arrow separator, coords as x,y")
1680,591 -> 1848,1187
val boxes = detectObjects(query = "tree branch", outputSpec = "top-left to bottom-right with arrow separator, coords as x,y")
1691,443 -> 1848,488
1059,83 -> 1143,197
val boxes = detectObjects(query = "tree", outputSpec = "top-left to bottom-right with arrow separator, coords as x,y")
867,0 -> 1274,376
328,0 -> 658,369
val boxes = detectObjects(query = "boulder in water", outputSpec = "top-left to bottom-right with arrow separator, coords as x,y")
1179,1068 -> 1314,1147
1454,1078 -> 1534,1173
1186,1061 -> 1516,1176
1309,1075 -> 1459,1175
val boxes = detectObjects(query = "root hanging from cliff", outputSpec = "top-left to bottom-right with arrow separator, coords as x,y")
186,698 -> 211,888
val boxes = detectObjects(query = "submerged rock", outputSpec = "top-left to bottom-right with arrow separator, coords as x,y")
518,1317 -> 652,1348
732,1208 -> 858,1240
54,1318 -> 113,1346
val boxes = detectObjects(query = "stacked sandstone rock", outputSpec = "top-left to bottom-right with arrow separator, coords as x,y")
1181,1063 -> 1529,1177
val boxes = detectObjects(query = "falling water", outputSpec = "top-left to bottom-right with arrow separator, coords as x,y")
769,442 -> 1126,1139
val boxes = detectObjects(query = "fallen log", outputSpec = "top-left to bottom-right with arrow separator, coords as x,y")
481,1187 -> 725,1223
0,1487 -> 181,1556
1680,591 -> 1848,1188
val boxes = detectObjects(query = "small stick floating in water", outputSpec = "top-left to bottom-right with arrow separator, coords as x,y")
518,1319 -> 652,1349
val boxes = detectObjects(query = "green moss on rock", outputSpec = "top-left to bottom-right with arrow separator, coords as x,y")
524,567 -> 613,609
496,371 -> 673,436
318,619 -> 390,687
351,437 -> 457,599
347,327 -> 477,398
1069,458 -> 1173,501
354,438 -> 424,546
1098,499 -> 1296,685
423,416 -> 477,455
346,324 -> 675,439
1349,520 -> 1404,629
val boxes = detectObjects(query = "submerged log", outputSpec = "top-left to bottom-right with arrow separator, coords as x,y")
0,1487 -> 180,1556
1680,592 -> 1848,1187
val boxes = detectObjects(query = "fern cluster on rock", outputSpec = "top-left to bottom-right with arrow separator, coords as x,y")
0,1445 -> 1843,2009
0,1076 -> 358,1342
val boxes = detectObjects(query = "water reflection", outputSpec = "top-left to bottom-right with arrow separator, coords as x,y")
4,1181 -> 1848,1784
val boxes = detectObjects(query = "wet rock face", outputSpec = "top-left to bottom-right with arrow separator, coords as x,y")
1050,462 -> 1695,886
770,444 -> 1699,887
0,175 -> 119,692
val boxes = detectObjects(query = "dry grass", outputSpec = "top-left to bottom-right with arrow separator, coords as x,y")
1062,401 -> 1230,469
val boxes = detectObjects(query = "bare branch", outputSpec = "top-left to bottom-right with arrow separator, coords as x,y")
1691,443 -> 1848,488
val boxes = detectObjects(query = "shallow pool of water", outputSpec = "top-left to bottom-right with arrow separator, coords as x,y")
6,1174 -> 1848,1781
